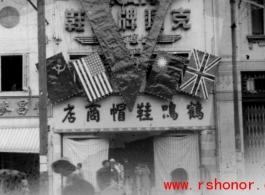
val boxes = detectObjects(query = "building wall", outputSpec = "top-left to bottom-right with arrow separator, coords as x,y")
0,0 -> 40,125
46,1 -> 221,194
214,0 -> 265,182
0,0 -> 223,194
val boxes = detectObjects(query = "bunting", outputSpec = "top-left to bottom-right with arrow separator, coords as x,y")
80,0 -> 171,111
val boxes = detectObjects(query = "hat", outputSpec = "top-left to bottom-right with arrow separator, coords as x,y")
52,157 -> 76,176
109,158 -> 115,162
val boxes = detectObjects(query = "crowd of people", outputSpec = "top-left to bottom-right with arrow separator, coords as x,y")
58,158 -> 206,195
96,158 -> 152,195
63,163 -> 95,195
0,175 -> 30,195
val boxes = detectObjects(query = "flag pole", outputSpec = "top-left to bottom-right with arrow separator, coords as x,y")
37,0 -> 49,195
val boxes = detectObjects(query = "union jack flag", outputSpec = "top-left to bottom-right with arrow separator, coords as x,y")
72,53 -> 113,102
179,49 -> 221,99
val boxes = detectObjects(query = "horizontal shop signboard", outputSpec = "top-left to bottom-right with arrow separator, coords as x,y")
53,94 -> 214,131
0,97 -> 52,118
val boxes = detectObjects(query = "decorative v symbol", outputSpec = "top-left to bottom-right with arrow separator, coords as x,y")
80,0 -> 172,111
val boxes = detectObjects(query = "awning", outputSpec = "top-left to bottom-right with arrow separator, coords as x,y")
54,126 -> 215,133
0,128 -> 39,153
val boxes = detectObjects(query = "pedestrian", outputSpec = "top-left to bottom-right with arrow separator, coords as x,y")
200,165 -> 212,195
123,158 -> 134,195
96,160 -> 112,191
170,168 -> 198,195
63,174 -> 95,195
109,159 -> 119,185
76,163 -> 85,180
141,164 -> 151,195
21,176 -> 30,195
135,163 -> 143,195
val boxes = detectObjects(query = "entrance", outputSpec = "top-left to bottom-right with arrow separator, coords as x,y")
62,131 -> 200,194
154,133 -> 200,192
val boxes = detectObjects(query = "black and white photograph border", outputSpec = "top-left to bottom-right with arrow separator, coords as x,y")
0,0 -> 265,195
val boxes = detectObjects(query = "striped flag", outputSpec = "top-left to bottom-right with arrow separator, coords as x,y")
179,49 -> 221,99
72,53 -> 113,102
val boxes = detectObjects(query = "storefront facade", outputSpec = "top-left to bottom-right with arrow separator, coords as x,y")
50,94 -> 217,194
43,0 -> 223,194
0,0 -> 51,193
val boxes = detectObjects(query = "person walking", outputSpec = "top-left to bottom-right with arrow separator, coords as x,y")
96,160 -> 112,191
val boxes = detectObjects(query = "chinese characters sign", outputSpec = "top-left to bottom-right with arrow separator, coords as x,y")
66,4 -> 191,33
0,98 -> 52,118
62,104 -> 76,123
118,7 -> 137,31
65,9 -> 85,32
55,95 -> 213,130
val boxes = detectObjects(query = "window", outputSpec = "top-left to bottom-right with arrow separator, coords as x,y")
251,0 -> 264,35
242,71 -> 265,99
247,0 -> 265,49
0,54 -> 29,92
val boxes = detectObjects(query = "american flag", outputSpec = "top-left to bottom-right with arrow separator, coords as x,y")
179,49 -> 221,99
72,53 -> 113,102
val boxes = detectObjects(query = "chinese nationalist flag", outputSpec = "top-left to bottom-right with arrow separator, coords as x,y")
37,53 -> 79,104
179,49 -> 221,99
145,52 -> 187,100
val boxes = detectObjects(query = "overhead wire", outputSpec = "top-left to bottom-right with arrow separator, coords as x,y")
236,2 -> 264,24
234,4 -> 247,24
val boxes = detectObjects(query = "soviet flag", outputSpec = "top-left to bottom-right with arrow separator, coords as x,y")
36,53 -> 79,104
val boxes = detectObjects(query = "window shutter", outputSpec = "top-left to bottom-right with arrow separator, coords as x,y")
22,53 -> 29,91
251,0 -> 264,35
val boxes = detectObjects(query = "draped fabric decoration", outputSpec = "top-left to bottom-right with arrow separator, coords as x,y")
72,53 -> 113,103
63,138 -> 109,191
179,49 -> 221,99
80,0 -> 142,112
137,0 -> 172,74
145,52 -> 187,100
80,0 -> 171,111
154,134 -> 199,193
36,53 -> 79,104
243,102 -> 265,187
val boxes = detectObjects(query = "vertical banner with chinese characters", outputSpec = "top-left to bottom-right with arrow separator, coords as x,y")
53,95 -> 214,131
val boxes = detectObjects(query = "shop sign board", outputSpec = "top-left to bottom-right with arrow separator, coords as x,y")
0,97 -> 52,118
53,95 -> 214,131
